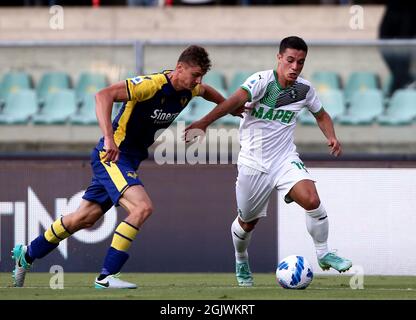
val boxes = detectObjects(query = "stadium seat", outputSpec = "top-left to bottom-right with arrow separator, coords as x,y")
203,70 -> 227,92
321,88 -> 346,117
299,89 -> 346,125
311,71 -> 341,92
32,89 -> 77,124
382,74 -> 393,97
173,105 -> 194,125
70,96 -> 125,124
190,90 -> 240,127
69,93 -> 97,125
337,89 -> 384,125
0,89 -> 38,124
377,89 -> 416,125
228,71 -> 253,96
216,87 -> 241,126
124,71 -> 138,80
75,72 -> 108,102
220,113 -> 242,126
298,108 -> 316,125
37,72 -> 71,103
191,88 -> 222,117
0,72 -> 32,103
344,71 -> 379,104
189,96 -> 215,122
112,102 -> 124,121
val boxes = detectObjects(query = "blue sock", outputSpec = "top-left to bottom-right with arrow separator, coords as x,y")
100,247 -> 129,277
27,235 -> 59,261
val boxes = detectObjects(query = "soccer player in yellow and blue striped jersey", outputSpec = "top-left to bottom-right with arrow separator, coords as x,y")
12,45 -> 239,289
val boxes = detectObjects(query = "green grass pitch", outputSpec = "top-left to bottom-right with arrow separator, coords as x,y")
1,273 -> 416,300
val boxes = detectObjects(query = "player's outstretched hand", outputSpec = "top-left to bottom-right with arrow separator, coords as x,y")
328,138 -> 342,157
103,136 -> 120,162
184,120 -> 208,143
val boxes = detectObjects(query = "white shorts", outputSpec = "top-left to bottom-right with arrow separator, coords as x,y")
235,156 -> 315,222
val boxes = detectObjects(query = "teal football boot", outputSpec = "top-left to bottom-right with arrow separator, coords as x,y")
235,261 -> 253,287
12,245 -> 32,287
318,252 -> 352,273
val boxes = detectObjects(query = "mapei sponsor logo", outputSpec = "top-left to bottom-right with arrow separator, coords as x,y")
251,107 -> 296,124
151,109 -> 180,123
0,188 -> 117,260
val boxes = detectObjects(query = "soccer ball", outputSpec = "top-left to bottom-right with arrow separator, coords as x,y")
276,255 -> 313,289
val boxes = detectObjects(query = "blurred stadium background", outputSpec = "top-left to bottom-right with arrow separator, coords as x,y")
0,1 -> 416,281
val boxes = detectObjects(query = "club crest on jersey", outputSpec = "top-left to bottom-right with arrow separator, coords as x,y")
180,97 -> 188,107
290,89 -> 297,99
130,76 -> 143,85
127,171 -> 138,179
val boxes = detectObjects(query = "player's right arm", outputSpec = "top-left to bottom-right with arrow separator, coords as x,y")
198,83 -> 225,105
95,81 -> 129,162
198,84 -> 245,118
184,88 -> 249,141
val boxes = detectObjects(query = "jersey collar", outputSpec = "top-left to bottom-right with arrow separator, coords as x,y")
274,70 -> 297,91
274,70 -> 285,92
163,70 -> 177,94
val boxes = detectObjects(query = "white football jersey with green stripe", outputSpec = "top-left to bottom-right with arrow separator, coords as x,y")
238,69 -> 322,172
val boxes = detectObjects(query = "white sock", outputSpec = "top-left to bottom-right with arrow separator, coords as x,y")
305,203 -> 329,259
231,217 -> 252,263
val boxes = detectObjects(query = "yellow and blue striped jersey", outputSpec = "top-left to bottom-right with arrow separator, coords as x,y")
96,71 -> 200,160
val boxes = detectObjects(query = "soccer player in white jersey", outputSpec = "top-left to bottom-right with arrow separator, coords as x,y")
185,36 -> 352,286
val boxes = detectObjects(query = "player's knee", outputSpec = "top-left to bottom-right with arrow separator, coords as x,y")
239,217 -> 259,232
74,213 -> 99,230
142,201 -> 153,219
82,219 -> 96,229
131,201 -> 153,221
81,211 -> 102,229
303,194 -> 320,211
69,203 -> 104,231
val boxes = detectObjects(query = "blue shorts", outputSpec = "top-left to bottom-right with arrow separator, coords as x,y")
82,148 -> 144,213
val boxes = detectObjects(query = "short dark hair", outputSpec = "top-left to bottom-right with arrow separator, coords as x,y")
279,36 -> 308,54
178,45 -> 212,74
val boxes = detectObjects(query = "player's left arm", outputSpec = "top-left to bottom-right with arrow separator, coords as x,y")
313,108 -> 342,157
